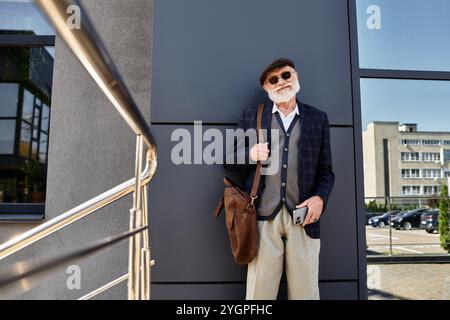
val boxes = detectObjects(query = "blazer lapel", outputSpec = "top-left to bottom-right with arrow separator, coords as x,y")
262,102 -> 272,146
297,100 -> 308,169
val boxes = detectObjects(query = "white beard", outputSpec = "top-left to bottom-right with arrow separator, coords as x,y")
268,79 -> 300,104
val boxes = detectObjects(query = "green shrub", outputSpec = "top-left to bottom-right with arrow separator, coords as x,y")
438,185 -> 449,252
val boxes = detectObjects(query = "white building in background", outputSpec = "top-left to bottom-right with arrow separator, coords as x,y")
363,122 -> 450,203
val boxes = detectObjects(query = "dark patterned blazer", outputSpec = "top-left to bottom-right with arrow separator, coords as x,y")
224,98 -> 335,239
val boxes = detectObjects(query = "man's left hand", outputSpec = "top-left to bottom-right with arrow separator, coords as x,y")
296,196 -> 324,227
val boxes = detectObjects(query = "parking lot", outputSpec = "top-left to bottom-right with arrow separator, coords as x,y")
366,225 -> 447,255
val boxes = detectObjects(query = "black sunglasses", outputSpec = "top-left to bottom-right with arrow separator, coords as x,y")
267,71 -> 293,85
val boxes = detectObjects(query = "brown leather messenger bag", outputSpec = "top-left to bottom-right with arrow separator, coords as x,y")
214,104 -> 264,264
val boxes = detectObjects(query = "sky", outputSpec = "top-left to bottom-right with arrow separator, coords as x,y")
356,0 -> 450,132
356,0 -> 450,71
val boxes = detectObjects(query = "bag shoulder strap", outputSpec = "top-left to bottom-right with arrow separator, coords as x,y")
213,104 -> 265,217
250,104 -> 265,201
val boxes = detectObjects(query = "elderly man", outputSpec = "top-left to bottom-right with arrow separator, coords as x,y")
224,57 -> 335,300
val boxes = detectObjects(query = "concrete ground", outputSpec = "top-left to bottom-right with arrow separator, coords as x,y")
367,264 -> 450,300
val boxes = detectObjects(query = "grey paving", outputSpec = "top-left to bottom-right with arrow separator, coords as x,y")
368,264 -> 450,300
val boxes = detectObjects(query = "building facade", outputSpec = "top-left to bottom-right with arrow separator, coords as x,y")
363,121 -> 450,203
0,0 -> 368,300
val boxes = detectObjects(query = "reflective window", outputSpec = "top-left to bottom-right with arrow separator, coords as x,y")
19,121 -> 31,157
39,133 -> 48,163
22,89 -> 34,124
362,79 -> 450,256
32,106 -> 40,139
422,139 -> 441,146
0,46 -> 53,204
444,149 -> 450,162
31,140 -> 38,160
357,0 -> 450,71
0,0 -> 54,35
0,83 -> 19,117
361,79 -> 450,132
359,0 -> 450,298
0,120 -> 16,154
41,103 -> 49,132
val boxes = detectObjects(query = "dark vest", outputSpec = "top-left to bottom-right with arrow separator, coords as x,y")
256,111 -> 300,219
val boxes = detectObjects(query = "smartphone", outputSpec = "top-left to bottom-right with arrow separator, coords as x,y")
293,206 -> 308,225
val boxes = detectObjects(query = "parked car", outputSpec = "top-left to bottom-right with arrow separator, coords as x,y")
420,210 -> 439,233
365,211 -> 379,225
390,209 -> 428,230
368,211 -> 400,227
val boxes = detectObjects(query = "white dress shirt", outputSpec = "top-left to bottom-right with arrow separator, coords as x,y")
272,103 -> 300,131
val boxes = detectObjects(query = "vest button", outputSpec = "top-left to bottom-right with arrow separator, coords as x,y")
282,164 -> 287,169
281,182 -> 286,187
284,147 -> 288,152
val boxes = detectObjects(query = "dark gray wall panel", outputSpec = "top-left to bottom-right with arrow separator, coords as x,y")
319,281 -> 359,300
151,0 -> 353,125
319,128 -> 358,280
151,281 -> 358,300
148,125 -> 358,282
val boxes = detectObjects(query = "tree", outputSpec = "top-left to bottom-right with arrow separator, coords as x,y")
438,184 -> 449,252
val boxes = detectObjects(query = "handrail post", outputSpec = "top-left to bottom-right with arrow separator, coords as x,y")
140,184 -> 151,300
128,135 -> 144,300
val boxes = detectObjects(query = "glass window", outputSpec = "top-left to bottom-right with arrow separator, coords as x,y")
357,0 -> 450,71
0,0 -> 54,35
41,103 -> 49,133
422,152 -> 440,162
0,0 -> 54,209
0,45 -> 53,204
444,149 -> 450,162
400,139 -> 420,146
31,140 -> 38,160
423,186 -> 441,195
401,152 -> 420,162
22,89 -> 34,124
0,83 -> 19,117
19,121 -> 31,157
0,119 -> 16,154
32,107 -> 40,139
422,139 -> 441,146
401,185 -> 421,195
361,79 -> 450,133
39,132 -> 48,163
401,169 -> 420,179
422,169 -> 442,179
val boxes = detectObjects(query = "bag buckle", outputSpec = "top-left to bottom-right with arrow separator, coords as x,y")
247,195 -> 258,210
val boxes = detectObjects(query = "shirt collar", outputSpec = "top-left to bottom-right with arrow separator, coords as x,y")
272,102 -> 300,117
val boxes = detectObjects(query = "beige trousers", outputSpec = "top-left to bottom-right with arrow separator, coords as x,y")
246,204 -> 321,300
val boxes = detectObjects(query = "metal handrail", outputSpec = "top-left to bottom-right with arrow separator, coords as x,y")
36,0 -> 156,150
0,156 -> 152,261
0,0 -> 157,300
79,257 -> 155,301
78,274 -> 129,300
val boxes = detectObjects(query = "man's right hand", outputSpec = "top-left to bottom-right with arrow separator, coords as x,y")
250,143 -> 269,162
